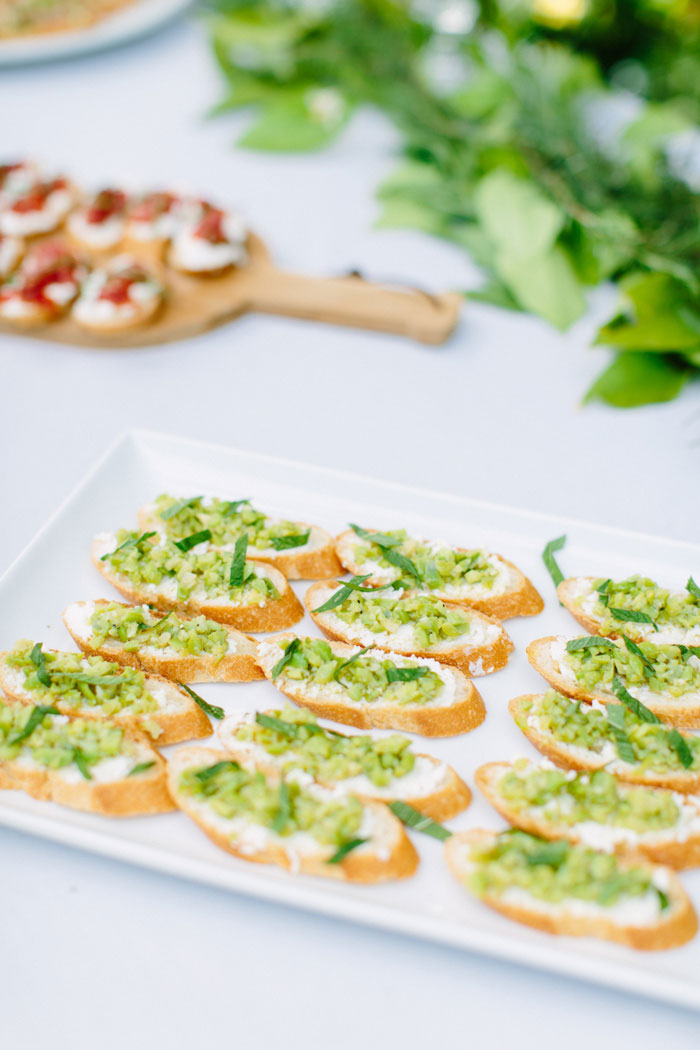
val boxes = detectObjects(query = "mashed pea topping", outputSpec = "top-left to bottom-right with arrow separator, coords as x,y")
564,637 -> 700,699
353,528 -> 499,591
0,698 -> 135,774
467,830 -> 664,909
238,706 -> 415,786
153,495 -> 306,550
497,761 -> 682,834
180,759 -> 364,846
517,691 -> 700,772
6,641 -> 160,720
102,530 -> 280,604
590,576 -> 700,635
330,590 -> 470,650
90,602 -> 229,662
270,637 -> 445,705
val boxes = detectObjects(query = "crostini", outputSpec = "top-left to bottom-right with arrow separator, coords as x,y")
66,187 -> 127,251
0,240 -> 84,325
123,191 -> 181,257
0,233 -> 23,277
0,162 -> 38,206
509,691 -> 700,793
255,633 -> 485,736
93,529 -> 303,631
167,745 -> 419,882
218,705 -> 471,820
138,495 -> 341,580
476,758 -> 700,869
528,634 -> 700,728
0,175 -> 73,236
305,579 -> 513,676
63,599 -> 263,683
559,575 -> 700,646
336,525 -> 543,619
0,641 -> 211,745
72,255 -> 162,332
0,696 -> 173,816
444,828 -> 697,950
168,200 -> 247,275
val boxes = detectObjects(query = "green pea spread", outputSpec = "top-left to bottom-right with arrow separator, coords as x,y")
591,576 -> 700,634
565,637 -> 700,699
154,495 -> 306,550
90,602 -> 229,662
330,590 -> 470,651
353,528 -> 499,591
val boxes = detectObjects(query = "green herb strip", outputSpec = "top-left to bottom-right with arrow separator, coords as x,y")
327,838 -> 368,864
9,704 -> 58,746
611,675 -> 661,724
174,529 -> 212,553
128,761 -> 156,777
668,729 -> 694,769
349,523 -> 401,549
51,673 -> 126,686
606,704 -> 637,764
542,535 -> 566,589
101,531 -> 156,561
255,712 -> 297,737
160,496 -> 201,521
349,523 -> 420,581
73,749 -> 93,780
525,840 -> 570,868
657,889 -> 670,911
680,645 -> 700,660
29,642 -> 51,688
312,575 -> 391,613
271,638 -> 300,680
332,646 -> 370,680
388,800 -> 452,841
687,577 -> 700,602
622,635 -> 656,674
382,547 -> 421,582
222,499 -> 250,518
271,530 -> 310,551
195,760 -> 239,783
596,580 -> 612,605
271,780 -> 290,834
609,607 -> 658,630
386,665 -> 429,683
565,636 -> 616,654
178,681 -> 224,720
229,533 -> 248,588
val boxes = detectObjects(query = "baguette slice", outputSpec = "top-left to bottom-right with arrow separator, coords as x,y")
0,703 -> 173,817
335,529 -> 543,620
476,759 -> 700,869
255,634 -> 485,737
0,646 -> 211,746
305,580 -> 513,676
558,576 -> 700,646
63,599 -> 263,684
527,635 -> 700,728
92,531 -> 304,632
218,709 -> 471,820
138,499 -> 341,581
445,828 -> 697,950
167,746 -> 419,882
509,693 -> 700,793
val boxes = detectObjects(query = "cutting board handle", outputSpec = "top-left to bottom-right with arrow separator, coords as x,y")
246,266 -> 462,345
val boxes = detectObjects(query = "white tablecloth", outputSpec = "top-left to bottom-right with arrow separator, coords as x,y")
2,18 -> 699,1047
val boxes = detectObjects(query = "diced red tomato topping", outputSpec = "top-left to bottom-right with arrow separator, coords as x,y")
129,192 -> 177,223
11,177 -> 68,214
85,188 -> 126,225
193,207 -> 227,244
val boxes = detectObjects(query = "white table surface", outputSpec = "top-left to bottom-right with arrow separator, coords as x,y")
2,16 -> 700,1048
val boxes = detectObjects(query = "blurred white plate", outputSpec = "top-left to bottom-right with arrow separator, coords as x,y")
0,0 -> 192,64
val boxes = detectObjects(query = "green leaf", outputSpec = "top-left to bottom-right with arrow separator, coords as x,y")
525,840 -> 570,868
255,712 -> 297,737
385,665 -> 428,682
609,607 -> 657,630
388,801 -> 452,841
271,638 -> 300,679
327,838 -> 368,864
495,246 -> 586,331
101,531 -> 156,561
611,675 -> 661,723
195,760 -> 238,783
606,704 -> 637,764
174,529 -> 212,553
374,198 -> 446,237
687,577 -> 700,601
271,530 -> 310,551
271,779 -> 291,834
668,729 -> 694,769
565,636 -> 617,653
128,761 -> 156,777
29,642 -> 51,688
229,533 -> 248,588
73,749 -> 93,781
333,646 -> 370,680
622,635 -> 655,674
583,352 -> 690,408
160,496 -> 200,521
466,281 -> 524,312
239,92 -> 349,152
473,171 -> 564,260
178,682 -> 224,720
9,704 -> 58,746
595,272 -> 700,351
542,534 -> 566,589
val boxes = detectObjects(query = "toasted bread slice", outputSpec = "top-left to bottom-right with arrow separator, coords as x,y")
138,498 -> 341,581
509,692 -> 700,793
335,529 -> 543,620
445,828 -> 697,950
255,634 -> 485,737
0,700 -> 173,817
167,746 -> 419,882
527,635 -> 700,728
558,576 -> 700,646
476,759 -> 700,869
63,600 -> 263,684
0,645 -> 211,746
218,708 -> 471,820
92,531 -> 304,632
305,580 -> 513,676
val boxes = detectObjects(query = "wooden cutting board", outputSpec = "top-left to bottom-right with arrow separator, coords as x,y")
0,232 -> 462,347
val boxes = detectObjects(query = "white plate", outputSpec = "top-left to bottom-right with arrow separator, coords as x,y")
0,0 -> 192,64
1,428 -> 699,1010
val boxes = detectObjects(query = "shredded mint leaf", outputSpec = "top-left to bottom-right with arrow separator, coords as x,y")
178,681 -> 224,720
565,636 -> 616,653
611,675 -> 660,723
622,635 -> 656,674
386,665 -> 429,682
333,646 -> 370,680
222,499 -> 250,518
255,712 -> 297,737
9,704 -> 58,746
271,638 -> 300,679
312,575 -> 387,613
542,535 -> 566,589
101,531 -> 156,561
606,703 -> 638,764
73,749 -> 93,781
29,642 -> 51,688
388,801 -> 452,841
609,607 -> 658,630
525,840 -> 570,868
271,780 -> 291,834
667,729 -> 693,769
687,577 -> 700,601
195,760 -> 238,783
160,496 -> 201,521
229,533 -> 248,588
128,761 -> 156,777
174,529 -> 212,553
271,530 -> 310,551
327,837 -> 368,864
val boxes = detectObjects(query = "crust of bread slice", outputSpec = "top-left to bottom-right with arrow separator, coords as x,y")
475,761 -> 700,870
508,693 -> 700,794
167,746 -> 419,883
0,651 -> 212,746
72,295 -> 161,333
63,600 -> 264,684
218,711 -> 471,820
527,636 -> 700,729
138,504 -> 342,581
444,828 -> 697,950
558,577 -> 639,639
0,738 -> 174,817
304,580 -> 513,676
91,536 -> 304,632
335,530 -> 543,620
255,633 -> 486,737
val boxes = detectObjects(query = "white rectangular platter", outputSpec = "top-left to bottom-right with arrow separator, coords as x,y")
2,428 -> 699,1010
